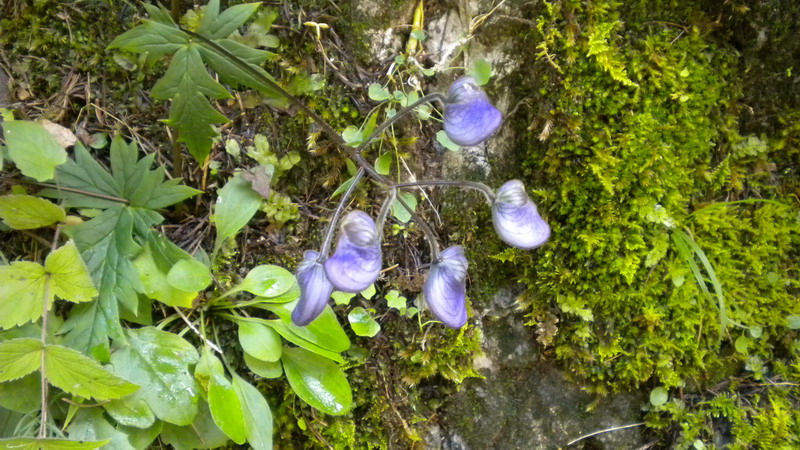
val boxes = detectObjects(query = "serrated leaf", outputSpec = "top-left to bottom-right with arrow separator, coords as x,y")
151,45 -> 231,162
281,347 -> 352,415
197,39 -> 281,99
0,437 -> 112,450
107,19 -> 188,62
196,348 -> 246,444
0,262 -> 48,330
0,338 -> 43,382
212,174 -> 263,255
2,120 -> 67,181
233,375 -> 273,450
348,307 -> 380,337
198,1 -> 261,39
238,321 -> 282,362
109,327 -> 199,426
0,195 -> 65,229
46,241 -> 98,303
44,344 -> 139,401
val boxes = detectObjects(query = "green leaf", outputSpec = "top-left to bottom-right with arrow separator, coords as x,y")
410,29 -> 427,41
734,335 -> 751,354
263,302 -> 350,352
787,315 -> 800,330
374,152 -> 392,175
281,347 -> 352,415
198,1 -> 261,39
196,348 -> 246,444
104,395 -> 156,429
436,130 -> 460,151
212,174 -> 263,255
197,39 -> 281,99
649,386 -> 668,407
166,258 -> 212,292
66,408 -> 132,449
0,262 -> 48,330
330,176 -> 356,199
133,245 -> 196,308
236,264 -> 295,298
2,120 -> 67,181
467,59 -> 492,86
360,284 -> 376,300
331,291 -> 355,306
238,321 -> 282,362
0,195 -> 65,229
161,398 -> 229,450
44,344 -> 139,401
46,241 -> 98,303
391,192 -> 417,223
244,353 -> 282,378
341,125 -> 363,147
119,421 -> 163,450
107,19 -> 188,62
0,338 -> 42,382
233,375 -> 273,450
109,327 -> 199,426
0,437 -> 111,450
0,373 -> 41,413
263,319 -> 344,363
385,290 -> 407,311
348,307 -> 381,337
368,83 -> 391,101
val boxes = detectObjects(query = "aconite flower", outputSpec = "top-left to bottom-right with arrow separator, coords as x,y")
424,246 -> 469,329
492,180 -> 550,249
443,76 -> 502,146
292,250 -> 334,326
324,210 -> 382,293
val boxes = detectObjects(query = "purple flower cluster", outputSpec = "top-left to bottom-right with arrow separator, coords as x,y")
291,76 -> 550,329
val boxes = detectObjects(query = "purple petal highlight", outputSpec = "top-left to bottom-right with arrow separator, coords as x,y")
292,250 -> 334,326
443,76 -> 502,146
492,180 -> 551,250
324,211 -> 382,293
424,246 -> 469,329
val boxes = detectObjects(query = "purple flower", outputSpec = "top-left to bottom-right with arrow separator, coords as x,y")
324,210 -> 382,293
443,76 -> 502,146
424,246 -> 469,329
492,180 -> 550,249
292,250 -> 334,326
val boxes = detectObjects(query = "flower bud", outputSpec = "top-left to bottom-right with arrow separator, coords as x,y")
424,246 -> 469,329
443,76 -> 502,146
492,180 -> 550,249
324,211 -> 382,293
292,250 -> 334,326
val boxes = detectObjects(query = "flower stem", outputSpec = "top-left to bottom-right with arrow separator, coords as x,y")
38,226 -> 60,438
393,180 -> 495,204
319,168 -> 365,258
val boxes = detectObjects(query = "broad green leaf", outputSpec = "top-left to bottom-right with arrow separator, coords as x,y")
0,195 -> 65,229
787,315 -> 800,329
391,192 -> 417,223
196,349 -> 246,444
281,347 -> 352,415
233,375 -> 273,450
151,45 -> 231,162
360,284 -> 376,300
331,291 -> 355,306
44,344 -> 139,401
264,320 -> 344,363
244,353 -> 282,378
468,59 -> 492,86
374,152 -> 392,175
649,386 -> 668,407
341,126 -> 363,147
197,39 -> 281,99
0,408 -> 24,437
0,262 -> 48,329
236,264 -> 295,298
0,338 -> 42,382
109,327 -> 199,426
104,395 -> 155,429
46,241 -> 98,303
66,408 -> 131,450
133,245 -> 195,308
212,174 -> 263,255
264,302 -> 350,352
166,258 -> 212,292
368,83 -> 391,101
238,321 -> 282,362
385,290 -> 407,311
198,1 -> 261,39
436,130 -> 460,151
0,437 -> 111,450
119,421 -> 163,450
0,373 -> 40,413
107,19 -> 188,62
348,307 -> 381,337
255,281 -> 300,304
160,398 -> 228,450
2,120 -> 67,181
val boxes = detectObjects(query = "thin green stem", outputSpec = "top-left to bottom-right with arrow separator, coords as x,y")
38,226 -> 60,438
393,180 -> 495,204
354,93 -> 447,156
320,168 -> 366,258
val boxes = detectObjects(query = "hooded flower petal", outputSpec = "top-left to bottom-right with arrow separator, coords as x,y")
292,250 -> 334,326
443,76 -> 502,146
492,180 -> 550,249
424,246 -> 469,329
324,211 -> 382,293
